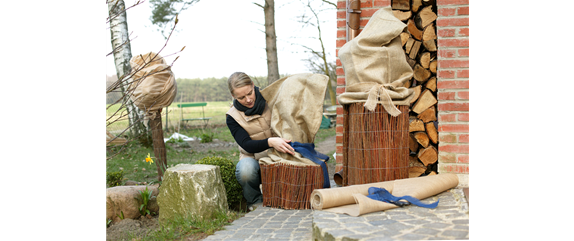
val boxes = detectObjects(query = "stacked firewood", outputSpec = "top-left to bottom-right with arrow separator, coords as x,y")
392,0 -> 439,178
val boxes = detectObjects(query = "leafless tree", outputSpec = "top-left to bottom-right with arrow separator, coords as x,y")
253,0 -> 280,85
295,0 -> 337,105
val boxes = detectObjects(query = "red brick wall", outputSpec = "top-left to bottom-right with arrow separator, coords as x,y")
335,0 -> 469,186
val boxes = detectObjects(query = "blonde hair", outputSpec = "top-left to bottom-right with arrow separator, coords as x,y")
227,72 -> 253,97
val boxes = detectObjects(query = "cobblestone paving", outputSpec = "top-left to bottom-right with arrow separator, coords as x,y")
204,188 -> 468,241
204,207 -> 314,241
312,188 -> 469,240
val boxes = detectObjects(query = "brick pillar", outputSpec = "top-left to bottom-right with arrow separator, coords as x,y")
335,0 -> 469,187
436,0 -> 469,187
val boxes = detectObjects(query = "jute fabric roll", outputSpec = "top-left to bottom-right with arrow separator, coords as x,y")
310,174 -> 459,216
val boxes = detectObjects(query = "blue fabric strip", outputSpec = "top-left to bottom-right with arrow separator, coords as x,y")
290,142 -> 331,188
366,187 -> 439,208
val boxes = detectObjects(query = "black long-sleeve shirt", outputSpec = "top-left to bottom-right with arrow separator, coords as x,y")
226,115 -> 270,153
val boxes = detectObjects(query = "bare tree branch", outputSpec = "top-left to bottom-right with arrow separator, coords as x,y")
320,0 -> 336,8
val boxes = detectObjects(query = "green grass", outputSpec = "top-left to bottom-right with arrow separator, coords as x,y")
314,126 -> 336,143
106,125 -> 239,185
107,101 -> 232,135
129,209 -> 245,240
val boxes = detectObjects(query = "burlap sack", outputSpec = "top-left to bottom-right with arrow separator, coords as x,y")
129,52 -> 177,119
337,7 -> 415,117
258,73 -> 329,166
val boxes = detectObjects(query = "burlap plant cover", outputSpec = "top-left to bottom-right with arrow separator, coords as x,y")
129,52 -> 177,120
258,73 -> 329,167
337,7 -> 415,117
310,174 -> 459,216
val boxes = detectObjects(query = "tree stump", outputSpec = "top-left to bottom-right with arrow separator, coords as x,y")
157,164 -> 228,222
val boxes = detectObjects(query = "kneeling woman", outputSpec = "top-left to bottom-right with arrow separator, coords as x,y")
225,72 -> 294,209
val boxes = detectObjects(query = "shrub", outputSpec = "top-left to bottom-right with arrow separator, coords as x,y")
200,133 -> 214,143
196,156 -> 242,209
107,170 -> 124,187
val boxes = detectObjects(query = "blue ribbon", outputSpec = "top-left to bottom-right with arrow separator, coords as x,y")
366,187 -> 439,208
289,142 -> 331,188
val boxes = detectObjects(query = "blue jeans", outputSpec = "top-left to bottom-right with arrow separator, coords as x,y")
235,157 -> 263,205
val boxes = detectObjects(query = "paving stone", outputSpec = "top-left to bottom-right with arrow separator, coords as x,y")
255,228 -> 275,234
343,222 -> 368,228
369,219 -> 398,226
283,221 -> 299,226
294,233 -> 312,240
249,220 -> 269,226
348,225 -> 382,234
222,224 -> 243,230
371,229 -> 402,237
387,214 -> 416,220
403,219 -> 432,225
315,222 -> 341,229
248,234 -> 269,240
203,234 -> 229,240
294,227 -> 310,233
218,238 -> 245,241
242,228 -> 262,235
273,228 -> 296,234
452,219 -> 469,225
413,227 -> 441,236
398,233 -> 430,240
385,222 -> 414,232
315,211 -> 338,218
364,236 -> 396,241
441,229 -> 469,239
427,237 -> 447,240
363,214 -> 389,221
444,213 -> 469,220
342,233 -> 372,240
262,223 -> 282,229
452,225 -> 469,231
412,211 -> 439,218
211,230 -> 235,235
423,222 -> 453,229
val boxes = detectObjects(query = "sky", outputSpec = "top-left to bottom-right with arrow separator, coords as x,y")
106,0 -> 337,80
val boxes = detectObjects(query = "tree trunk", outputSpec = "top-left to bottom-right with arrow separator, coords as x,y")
149,111 -> 168,182
108,0 -> 150,145
264,0 -> 280,85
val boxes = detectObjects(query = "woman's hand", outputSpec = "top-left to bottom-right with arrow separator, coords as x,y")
268,137 -> 295,155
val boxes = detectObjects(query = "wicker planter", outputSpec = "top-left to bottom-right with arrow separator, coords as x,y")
260,163 -> 324,209
343,103 -> 410,186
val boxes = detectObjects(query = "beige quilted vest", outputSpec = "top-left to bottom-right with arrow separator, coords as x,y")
227,104 -> 275,161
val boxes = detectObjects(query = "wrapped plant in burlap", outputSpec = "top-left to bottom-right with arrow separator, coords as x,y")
129,52 -> 177,119
258,73 -> 330,209
337,7 -> 415,186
